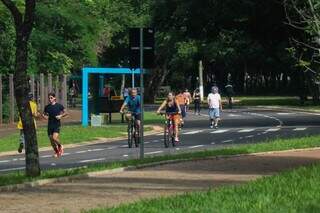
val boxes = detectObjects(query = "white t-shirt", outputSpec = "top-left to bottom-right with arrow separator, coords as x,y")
207,93 -> 221,108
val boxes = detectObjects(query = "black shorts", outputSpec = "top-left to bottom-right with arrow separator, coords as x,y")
47,125 -> 60,136
133,113 -> 141,121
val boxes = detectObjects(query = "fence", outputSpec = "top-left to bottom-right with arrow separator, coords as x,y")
0,73 -> 68,125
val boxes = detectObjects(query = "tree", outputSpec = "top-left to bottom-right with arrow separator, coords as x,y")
284,0 -> 320,103
1,0 -> 40,176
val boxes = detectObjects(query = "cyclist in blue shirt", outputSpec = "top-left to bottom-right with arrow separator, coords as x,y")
120,88 -> 141,129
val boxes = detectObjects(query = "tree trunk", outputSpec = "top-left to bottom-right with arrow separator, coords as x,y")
145,63 -> 170,103
1,0 -> 40,177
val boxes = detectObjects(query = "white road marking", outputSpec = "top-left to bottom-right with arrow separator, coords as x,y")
238,129 -> 255,133
146,151 -> 163,155
293,128 -> 307,131
183,130 -> 204,135
63,153 -> 70,156
123,155 -> 128,157
222,139 -> 234,143
145,141 -> 150,144
277,113 -> 295,115
107,146 -> 117,150
245,135 -> 254,138
152,140 -> 159,143
0,160 -> 10,164
75,150 -> 87,154
188,145 -> 205,149
211,142 -> 216,145
41,155 -> 52,158
51,163 -> 56,166
175,148 -> 181,151
247,112 -> 283,127
0,167 -> 24,172
79,158 -> 106,163
211,130 -> 229,134
229,114 -> 240,117
239,137 -> 244,139
266,128 -> 280,132
12,158 -> 18,162
120,145 -> 128,148
91,148 -> 105,152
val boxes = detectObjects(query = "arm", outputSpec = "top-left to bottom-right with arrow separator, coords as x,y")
157,100 -> 167,114
120,102 -> 127,113
219,96 -> 223,111
56,109 -> 68,120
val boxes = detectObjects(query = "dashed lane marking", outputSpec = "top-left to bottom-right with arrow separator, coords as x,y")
188,145 -> 205,149
79,158 -> 106,163
145,151 -> 163,155
238,129 -> 255,133
293,128 -> 307,131
75,150 -> 87,154
222,139 -> 234,143
211,129 -> 229,134
265,128 -> 280,132
183,130 -> 204,135
0,167 -> 24,172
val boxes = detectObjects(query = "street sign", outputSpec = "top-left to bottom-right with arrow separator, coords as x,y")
129,28 -> 155,69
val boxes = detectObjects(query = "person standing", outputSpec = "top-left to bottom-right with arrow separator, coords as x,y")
207,86 -> 222,129
17,93 -> 39,153
193,88 -> 201,115
225,82 -> 234,109
69,82 -> 78,108
42,92 -> 68,157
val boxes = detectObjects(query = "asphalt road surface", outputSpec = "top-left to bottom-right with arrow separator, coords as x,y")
0,108 -> 319,174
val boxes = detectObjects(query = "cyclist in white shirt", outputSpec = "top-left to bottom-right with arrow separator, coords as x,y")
207,86 -> 223,128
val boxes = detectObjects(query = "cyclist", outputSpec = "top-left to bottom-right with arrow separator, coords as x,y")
157,92 -> 182,142
120,88 -> 141,134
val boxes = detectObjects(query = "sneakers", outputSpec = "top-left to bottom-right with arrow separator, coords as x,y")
18,143 -> 24,153
175,137 -> 180,142
210,125 -> 213,129
58,145 -> 64,156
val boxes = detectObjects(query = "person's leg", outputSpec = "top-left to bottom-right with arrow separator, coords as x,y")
52,132 -> 64,156
174,115 -> 179,141
18,130 -> 25,153
214,108 -> 220,128
209,109 -> 214,128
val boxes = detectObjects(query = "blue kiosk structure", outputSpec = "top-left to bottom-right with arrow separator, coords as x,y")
82,67 -> 141,127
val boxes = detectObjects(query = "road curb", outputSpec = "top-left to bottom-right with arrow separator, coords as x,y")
0,125 -> 163,158
251,106 -> 320,114
1,146 -> 320,192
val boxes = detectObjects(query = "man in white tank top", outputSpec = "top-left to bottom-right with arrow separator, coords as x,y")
207,86 -> 223,128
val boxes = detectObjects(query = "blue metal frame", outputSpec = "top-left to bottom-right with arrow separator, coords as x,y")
82,67 -> 141,126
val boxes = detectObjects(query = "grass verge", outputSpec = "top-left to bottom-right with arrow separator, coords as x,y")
0,112 -> 162,153
87,163 -> 320,213
1,134 -> 320,187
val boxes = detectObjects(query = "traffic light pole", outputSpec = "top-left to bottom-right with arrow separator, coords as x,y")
139,28 -> 144,159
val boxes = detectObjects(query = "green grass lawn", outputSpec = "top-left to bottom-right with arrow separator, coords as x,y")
0,112 -> 162,153
88,163 -> 320,213
1,134 -> 320,187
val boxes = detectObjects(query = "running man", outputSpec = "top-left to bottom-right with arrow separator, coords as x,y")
120,88 -> 141,133
183,89 -> 192,111
175,90 -> 187,126
42,92 -> 68,157
17,93 -> 39,153
207,86 -> 222,129
157,92 -> 182,142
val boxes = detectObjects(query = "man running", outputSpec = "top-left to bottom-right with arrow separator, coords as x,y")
183,89 -> 192,111
42,92 -> 68,157
207,86 -> 222,129
17,93 -> 39,153
120,88 -> 141,133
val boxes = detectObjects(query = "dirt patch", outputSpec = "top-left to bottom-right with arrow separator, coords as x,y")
1,149 -> 320,213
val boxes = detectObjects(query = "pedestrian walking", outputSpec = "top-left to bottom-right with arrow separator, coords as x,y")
17,93 -> 39,153
207,86 -> 222,129
42,92 -> 68,157
193,88 -> 201,115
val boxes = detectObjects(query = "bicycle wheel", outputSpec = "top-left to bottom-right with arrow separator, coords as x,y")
163,123 -> 170,148
127,121 -> 133,148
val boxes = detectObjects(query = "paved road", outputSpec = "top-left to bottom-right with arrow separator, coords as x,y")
0,108 -> 319,173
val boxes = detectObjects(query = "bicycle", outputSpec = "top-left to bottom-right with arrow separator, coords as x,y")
160,112 -> 178,148
123,111 -> 140,148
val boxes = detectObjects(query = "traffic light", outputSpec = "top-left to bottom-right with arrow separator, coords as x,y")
129,28 -> 155,69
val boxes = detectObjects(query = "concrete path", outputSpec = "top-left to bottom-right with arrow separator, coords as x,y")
1,148 -> 320,213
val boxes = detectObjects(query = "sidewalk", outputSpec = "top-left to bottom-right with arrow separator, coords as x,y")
1,148 -> 320,213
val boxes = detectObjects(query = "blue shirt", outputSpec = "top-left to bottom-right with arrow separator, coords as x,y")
124,95 -> 141,114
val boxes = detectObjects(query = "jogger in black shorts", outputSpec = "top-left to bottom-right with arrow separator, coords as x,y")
42,92 -> 68,157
